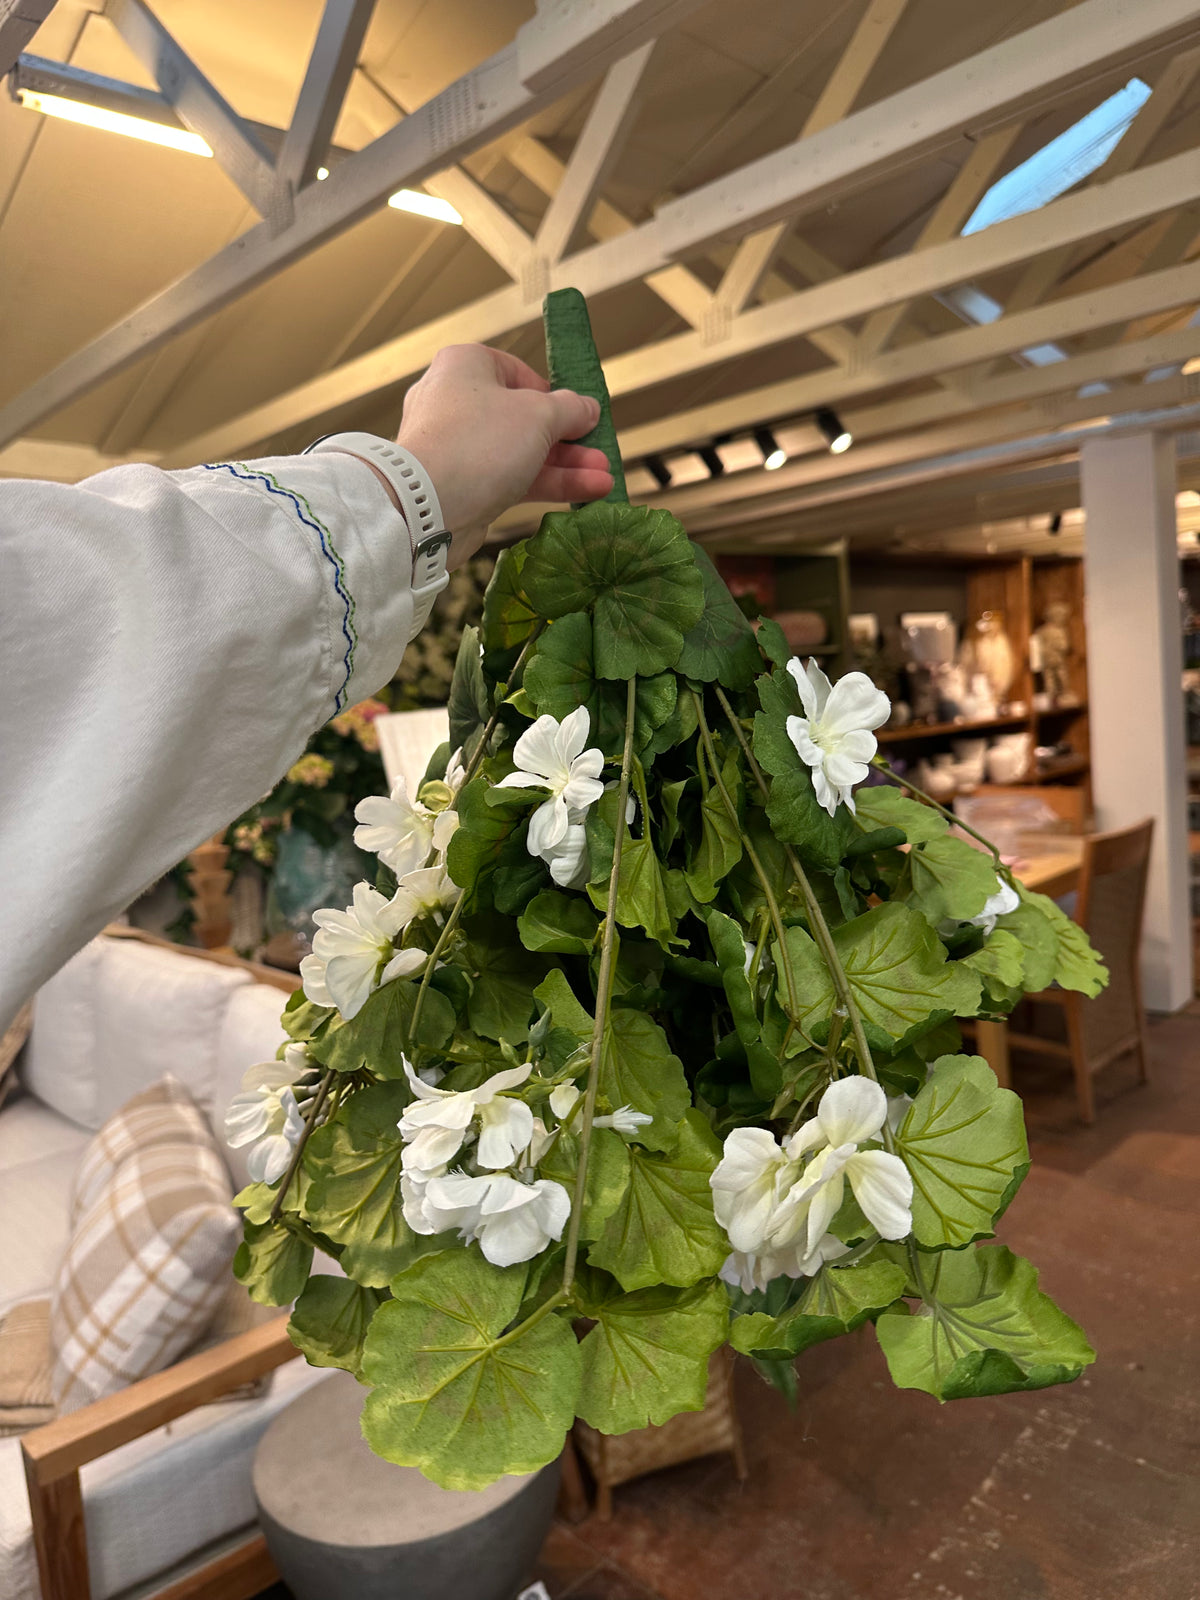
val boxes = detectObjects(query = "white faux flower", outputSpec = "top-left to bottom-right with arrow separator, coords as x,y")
399,1058 -> 535,1173
392,864 -> 457,922
768,1078 -> 913,1256
418,1171 -> 571,1268
784,658 -> 891,817
354,777 -> 437,875
710,1127 -> 796,1254
719,1234 -> 850,1295
541,814 -> 589,889
299,883 -> 426,1020
596,1105 -> 654,1135
548,1083 -> 582,1121
224,1045 -> 313,1184
445,746 -> 467,794
496,707 -> 605,857
970,877 -> 1020,935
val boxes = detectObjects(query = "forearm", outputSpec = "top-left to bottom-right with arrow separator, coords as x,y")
0,453 -> 414,1023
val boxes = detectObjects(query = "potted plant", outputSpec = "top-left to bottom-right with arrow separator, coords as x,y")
229,290 -> 1101,1491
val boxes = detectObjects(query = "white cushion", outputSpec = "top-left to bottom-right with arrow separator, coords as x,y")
213,985 -> 293,1191
0,1099 -> 90,1317
21,940 -> 106,1127
91,941 -> 251,1127
0,1359 -> 333,1600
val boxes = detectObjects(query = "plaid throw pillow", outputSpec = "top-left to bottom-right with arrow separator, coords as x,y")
70,1073 -> 213,1222
51,1079 -> 240,1414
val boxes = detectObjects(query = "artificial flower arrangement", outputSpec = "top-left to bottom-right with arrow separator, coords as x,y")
227,290 -> 1102,1491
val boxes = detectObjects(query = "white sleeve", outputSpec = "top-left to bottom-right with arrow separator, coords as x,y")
0,453 -> 418,1025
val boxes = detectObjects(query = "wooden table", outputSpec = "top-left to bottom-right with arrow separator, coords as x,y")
974,837 -> 1083,1089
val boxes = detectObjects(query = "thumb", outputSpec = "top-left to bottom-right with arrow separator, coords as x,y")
543,388 -> 601,443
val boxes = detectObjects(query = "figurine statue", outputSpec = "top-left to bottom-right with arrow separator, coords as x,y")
1032,600 -> 1073,705
960,611 -> 1015,706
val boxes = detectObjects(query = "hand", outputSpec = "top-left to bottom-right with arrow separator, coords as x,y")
396,344 -> 614,569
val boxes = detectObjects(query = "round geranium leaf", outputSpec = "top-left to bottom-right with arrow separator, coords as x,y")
524,611 -> 678,758
675,546 -> 763,690
521,503 -> 705,678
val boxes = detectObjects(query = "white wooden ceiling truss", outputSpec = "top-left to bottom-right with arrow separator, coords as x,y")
4,0 -> 1200,554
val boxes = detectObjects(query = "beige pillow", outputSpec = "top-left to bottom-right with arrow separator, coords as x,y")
51,1079 -> 241,1414
0,1300 -> 55,1436
0,1002 -> 32,1115
69,1073 -> 214,1222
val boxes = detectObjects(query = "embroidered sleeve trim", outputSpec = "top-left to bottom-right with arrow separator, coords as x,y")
202,461 -> 359,710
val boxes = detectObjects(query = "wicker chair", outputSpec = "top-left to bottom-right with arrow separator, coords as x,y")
1006,818 -> 1154,1123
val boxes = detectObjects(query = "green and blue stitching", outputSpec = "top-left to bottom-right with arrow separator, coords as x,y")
203,461 -> 358,709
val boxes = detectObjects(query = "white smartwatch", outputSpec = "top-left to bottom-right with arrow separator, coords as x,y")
304,431 -> 452,635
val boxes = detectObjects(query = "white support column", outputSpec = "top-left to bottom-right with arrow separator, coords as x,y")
1080,431 -> 1192,1012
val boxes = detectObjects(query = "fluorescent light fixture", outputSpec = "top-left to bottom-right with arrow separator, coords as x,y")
754,426 -> 786,471
815,407 -> 852,454
388,189 -> 462,224
962,77 -> 1150,236
15,86 -> 213,156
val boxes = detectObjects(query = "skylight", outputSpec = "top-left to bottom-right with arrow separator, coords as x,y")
962,77 -> 1151,236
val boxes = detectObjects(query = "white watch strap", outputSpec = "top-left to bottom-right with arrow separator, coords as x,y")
304,431 -> 451,637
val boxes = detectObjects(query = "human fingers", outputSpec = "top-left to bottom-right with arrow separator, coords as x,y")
541,439 -> 613,473
525,463 -> 615,504
540,387 -> 601,444
481,347 -> 553,392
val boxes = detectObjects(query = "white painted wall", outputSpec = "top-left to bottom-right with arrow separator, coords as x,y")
1080,431 -> 1192,1012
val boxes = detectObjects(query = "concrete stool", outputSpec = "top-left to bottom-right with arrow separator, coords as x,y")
253,1370 -> 560,1600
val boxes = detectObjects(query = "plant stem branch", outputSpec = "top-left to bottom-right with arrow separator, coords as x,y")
713,691 -> 897,1148
561,677 -> 637,1295
409,890 -> 466,1048
871,756 -> 1001,865
494,1288 -> 569,1348
268,1068 -> 335,1223
691,690 -> 800,1024
459,622 -> 545,790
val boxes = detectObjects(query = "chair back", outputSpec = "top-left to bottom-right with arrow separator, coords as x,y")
1074,818 -> 1154,1054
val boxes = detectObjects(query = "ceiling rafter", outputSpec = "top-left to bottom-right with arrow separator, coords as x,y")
0,0 -> 55,77
276,0 -> 375,196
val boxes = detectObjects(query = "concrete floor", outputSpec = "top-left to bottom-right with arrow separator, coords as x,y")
259,1007 -> 1200,1600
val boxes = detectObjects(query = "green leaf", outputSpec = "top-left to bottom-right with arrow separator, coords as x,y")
752,668 -> 854,868
600,1009 -> 690,1150
1022,889 -> 1108,997
361,1251 -> 581,1489
521,502 -> 705,678
523,610 -> 678,758
588,793 -> 676,947
994,901 -> 1059,992
706,908 -> 758,1047
288,1277 -> 385,1378
533,967 -> 594,1042
446,777 -> 530,913
875,1244 -> 1095,1400
905,836 -> 1000,925
281,990 -> 334,1044
313,973 -> 455,1074
233,1181 -> 278,1225
642,685 -> 699,763
448,625 -> 489,758
575,1276 -> 729,1434
897,1055 -> 1030,1249
518,889 -> 601,955
302,1083 -> 417,1287
675,546 -> 762,691
754,616 -> 790,668
537,1128 -> 630,1240
777,903 -> 983,1045
853,785 -> 948,845
481,543 -> 538,656
234,1220 -> 313,1307
962,930 -> 1025,1003
731,1255 -> 908,1359
461,918 -> 551,1042
685,753 -> 743,903
587,1110 -> 726,1291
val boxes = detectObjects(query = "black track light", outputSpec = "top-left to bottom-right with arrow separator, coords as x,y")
644,454 -> 673,490
815,406 -> 852,454
1049,512 -> 1063,536
699,444 -> 726,479
753,426 -> 787,471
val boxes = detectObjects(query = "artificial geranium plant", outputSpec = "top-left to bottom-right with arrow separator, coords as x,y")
228,289 -> 1102,1491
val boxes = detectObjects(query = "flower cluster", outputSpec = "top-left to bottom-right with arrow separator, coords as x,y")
286,752 -> 336,788
353,773 -> 460,877
497,708 -> 605,888
329,696 -> 389,752
784,657 -> 891,817
710,1077 -> 913,1294
224,1043 -> 320,1183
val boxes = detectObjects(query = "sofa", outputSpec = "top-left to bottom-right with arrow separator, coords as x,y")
0,928 -> 335,1600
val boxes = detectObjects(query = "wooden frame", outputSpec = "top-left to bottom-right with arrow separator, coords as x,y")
101,922 -> 301,993
21,1318 -> 299,1600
